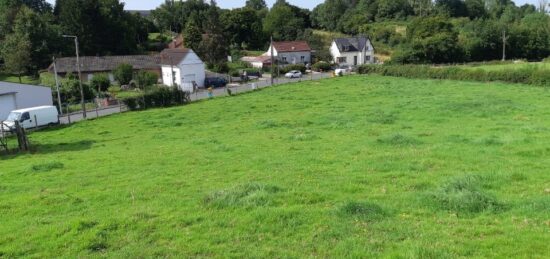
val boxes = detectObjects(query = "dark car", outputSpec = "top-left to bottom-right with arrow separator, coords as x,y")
204,77 -> 228,88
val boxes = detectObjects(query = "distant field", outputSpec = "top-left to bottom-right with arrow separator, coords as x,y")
460,61 -> 550,71
0,73 -> 39,85
1,76 -> 549,257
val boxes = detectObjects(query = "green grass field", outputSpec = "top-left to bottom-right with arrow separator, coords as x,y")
460,61 -> 550,71
1,76 -> 549,257
0,73 -> 39,85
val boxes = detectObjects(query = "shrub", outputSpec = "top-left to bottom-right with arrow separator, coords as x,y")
280,64 -> 306,74
135,71 -> 158,88
113,63 -> 133,85
312,62 -> 332,72
89,73 -> 111,93
428,175 -> 503,214
338,201 -> 387,221
119,86 -> 190,111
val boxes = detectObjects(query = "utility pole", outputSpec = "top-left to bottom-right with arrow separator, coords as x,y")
502,29 -> 507,62
63,35 -> 86,118
270,36 -> 274,86
52,57 -> 63,115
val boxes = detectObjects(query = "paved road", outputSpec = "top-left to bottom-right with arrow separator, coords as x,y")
61,72 -> 333,124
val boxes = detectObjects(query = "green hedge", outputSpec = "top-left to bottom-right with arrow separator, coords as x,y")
119,87 -> 191,111
280,64 -> 306,74
312,62 -> 332,72
357,65 -> 550,87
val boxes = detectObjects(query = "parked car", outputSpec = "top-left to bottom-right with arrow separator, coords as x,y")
335,65 -> 351,76
285,70 -> 302,78
2,106 -> 59,130
204,77 -> 228,88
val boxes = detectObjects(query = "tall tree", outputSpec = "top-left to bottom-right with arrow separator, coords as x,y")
183,17 -> 202,51
1,32 -> 31,82
198,1 -> 229,67
245,0 -> 266,10
263,0 -> 306,40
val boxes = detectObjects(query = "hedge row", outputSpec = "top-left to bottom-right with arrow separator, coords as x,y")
357,65 -> 550,86
120,87 -> 191,111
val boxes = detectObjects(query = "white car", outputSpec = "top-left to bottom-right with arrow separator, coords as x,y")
285,70 -> 302,78
335,66 -> 351,76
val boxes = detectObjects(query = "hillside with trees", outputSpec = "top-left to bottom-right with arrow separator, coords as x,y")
1,0 -> 549,79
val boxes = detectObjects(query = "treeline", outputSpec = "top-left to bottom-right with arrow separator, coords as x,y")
313,0 -> 550,63
0,0 -> 153,77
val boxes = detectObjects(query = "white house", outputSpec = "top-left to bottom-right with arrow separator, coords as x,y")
330,36 -> 375,66
160,48 -> 206,88
266,41 -> 312,66
0,81 -> 53,120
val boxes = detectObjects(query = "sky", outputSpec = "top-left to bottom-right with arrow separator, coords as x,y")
44,0 -> 541,11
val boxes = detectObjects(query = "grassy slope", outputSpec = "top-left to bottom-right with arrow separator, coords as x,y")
1,76 -> 549,257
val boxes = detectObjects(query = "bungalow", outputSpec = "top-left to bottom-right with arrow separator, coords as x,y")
49,55 -> 161,82
241,55 -> 272,69
160,48 -> 206,88
266,41 -> 312,66
330,36 -> 375,66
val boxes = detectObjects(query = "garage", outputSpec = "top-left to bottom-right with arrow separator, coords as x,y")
0,93 -> 16,121
0,81 -> 53,120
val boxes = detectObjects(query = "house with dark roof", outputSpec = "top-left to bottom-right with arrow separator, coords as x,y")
49,55 -> 161,82
266,41 -> 312,66
160,48 -> 205,88
330,36 -> 375,66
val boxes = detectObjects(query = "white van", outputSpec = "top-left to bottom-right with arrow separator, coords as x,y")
3,106 -> 59,130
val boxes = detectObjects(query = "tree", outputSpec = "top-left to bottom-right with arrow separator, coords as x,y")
311,0 -> 351,31
198,1 -> 229,67
435,0 -> 468,17
183,17 -> 202,51
465,0 -> 486,19
245,0 -> 266,10
221,7 -> 265,49
376,0 -> 413,20
396,16 -> 463,63
263,0 -> 306,40
113,63 -> 133,85
1,32 -> 31,83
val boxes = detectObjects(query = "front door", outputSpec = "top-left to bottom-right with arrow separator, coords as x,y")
354,56 -> 358,66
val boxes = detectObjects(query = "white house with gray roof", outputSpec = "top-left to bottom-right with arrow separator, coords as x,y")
330,36 -> 375,66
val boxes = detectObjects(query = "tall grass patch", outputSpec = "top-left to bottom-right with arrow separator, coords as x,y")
426,175 -> 504,214
203,183 -> 282,209
337,201 -> 388,222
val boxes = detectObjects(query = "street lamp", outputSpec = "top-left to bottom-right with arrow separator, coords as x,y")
62,35 -> 86,119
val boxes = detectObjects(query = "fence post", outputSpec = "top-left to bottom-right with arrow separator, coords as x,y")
95,103 -> 99,118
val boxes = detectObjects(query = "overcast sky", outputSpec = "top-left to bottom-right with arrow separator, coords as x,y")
45,0 -> 541,10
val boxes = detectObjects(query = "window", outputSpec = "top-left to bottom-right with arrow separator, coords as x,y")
20,112 -> 30,122
282,57 -> 287,62
337,57 -> 347,63
301,56 -> 305,62
366,56 -> 371,62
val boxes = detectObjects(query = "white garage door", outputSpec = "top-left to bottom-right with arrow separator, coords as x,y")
0,94 -> 16,121
183,74 -> 196,83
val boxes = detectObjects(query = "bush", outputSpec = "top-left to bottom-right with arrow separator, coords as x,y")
280,64 -> 306,74
119,86 -> 190,111
89,73 -> 111,93
312,62 -> 332,72
135,71 -> 158,88
113,64 -> 133,85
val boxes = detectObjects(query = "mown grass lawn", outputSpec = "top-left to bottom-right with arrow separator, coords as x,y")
1,75 -> 549,257
0,73 -> 39,85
